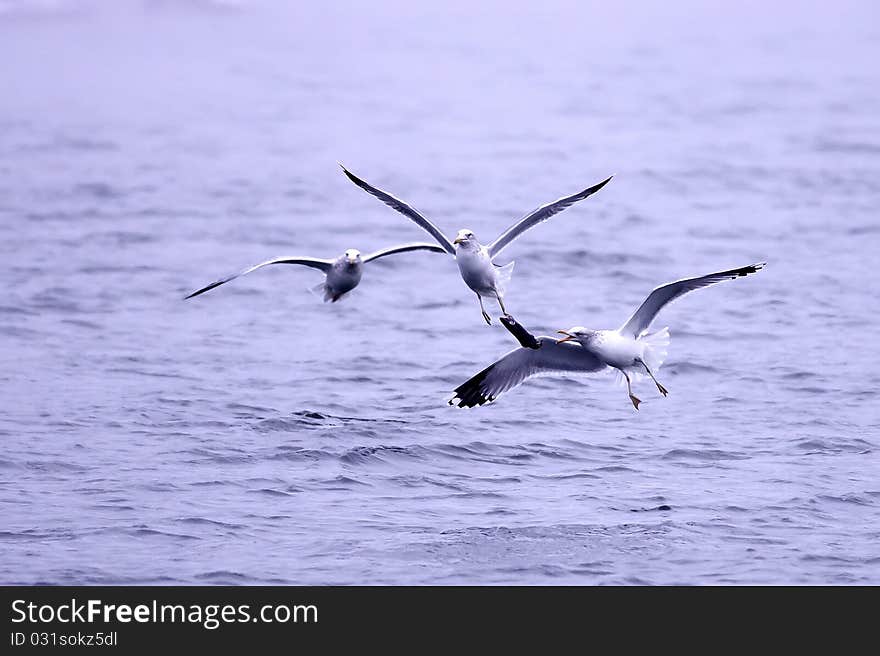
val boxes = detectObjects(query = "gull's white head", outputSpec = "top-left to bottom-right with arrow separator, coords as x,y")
556,326 -> 591,345
453,229 -> 477,248
344,249 -> 362,264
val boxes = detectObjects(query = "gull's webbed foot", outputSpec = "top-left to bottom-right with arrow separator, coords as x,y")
656,381 -> 668,397
481,309 -> 492,325
629,394 -> 642,411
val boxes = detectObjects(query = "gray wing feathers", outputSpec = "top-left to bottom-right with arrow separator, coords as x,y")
340,165 -> 456,254
363,242 -> 447,263
449,338 -> 606,408
618,263 -> 766,337
185,256 -> 332,299
487,175 -> 613,258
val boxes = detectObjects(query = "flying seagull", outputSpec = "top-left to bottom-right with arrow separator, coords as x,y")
449,263 -> 765,410
185,243 -> 445,303
340,165 -> 612,324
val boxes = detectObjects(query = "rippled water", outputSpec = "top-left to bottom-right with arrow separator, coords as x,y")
2,1 -> 879,584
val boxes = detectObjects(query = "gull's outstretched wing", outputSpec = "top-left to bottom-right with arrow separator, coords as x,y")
340,165 -> 456,254
363,242 -> 447,263
185,257 -> 333,299
487,175 -> 613,258
449,338 -> 606,408
618,263 -> 765,338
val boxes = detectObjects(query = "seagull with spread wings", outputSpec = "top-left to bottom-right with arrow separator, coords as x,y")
341,165 -> 612,324
449,263 -> 764,410
185,243 -> 445,303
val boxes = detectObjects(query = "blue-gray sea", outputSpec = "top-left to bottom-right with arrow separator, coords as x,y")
1,0 -> 878,585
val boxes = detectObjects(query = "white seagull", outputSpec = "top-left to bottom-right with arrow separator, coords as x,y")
341,165 -> 612,324
449,263 -> 765,410
185,243 -> 445,302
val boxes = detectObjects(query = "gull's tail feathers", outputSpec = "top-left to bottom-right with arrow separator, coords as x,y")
640,326 -> 670,373
639,326 -> 669,376
493,260 -> 515,297
614,326 -> 670,386
308,281 -> 333,302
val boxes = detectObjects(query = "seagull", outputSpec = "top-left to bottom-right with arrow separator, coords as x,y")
185,243 -> 445,302
449,263 -> 765,410
341,165 -> 613,324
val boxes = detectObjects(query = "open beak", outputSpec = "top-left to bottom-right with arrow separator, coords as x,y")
556,330 -> 575,344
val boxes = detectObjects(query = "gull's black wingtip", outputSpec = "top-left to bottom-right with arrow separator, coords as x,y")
500,314 -> 541,349
448,364 -> 496,409
735,262 -> 766,277
706,262 -> 765,284
339,162 -> 360,183
184,280 -> 224,300
448,393 -> 487,409
586,174 -> 614,195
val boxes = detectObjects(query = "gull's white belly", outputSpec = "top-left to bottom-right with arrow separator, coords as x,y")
455,247 -> 496,294
588,330 -> 643,369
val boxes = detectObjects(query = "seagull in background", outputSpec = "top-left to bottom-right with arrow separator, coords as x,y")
185,243 -> 445,303
340,165 -> 612,325
450,263 -> 765,410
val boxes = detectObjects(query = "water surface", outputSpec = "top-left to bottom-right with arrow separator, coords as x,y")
1,0 -> 878,584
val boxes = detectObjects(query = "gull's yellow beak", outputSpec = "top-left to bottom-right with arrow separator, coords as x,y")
453,236 -> 464,245
556,330 -> 575,344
